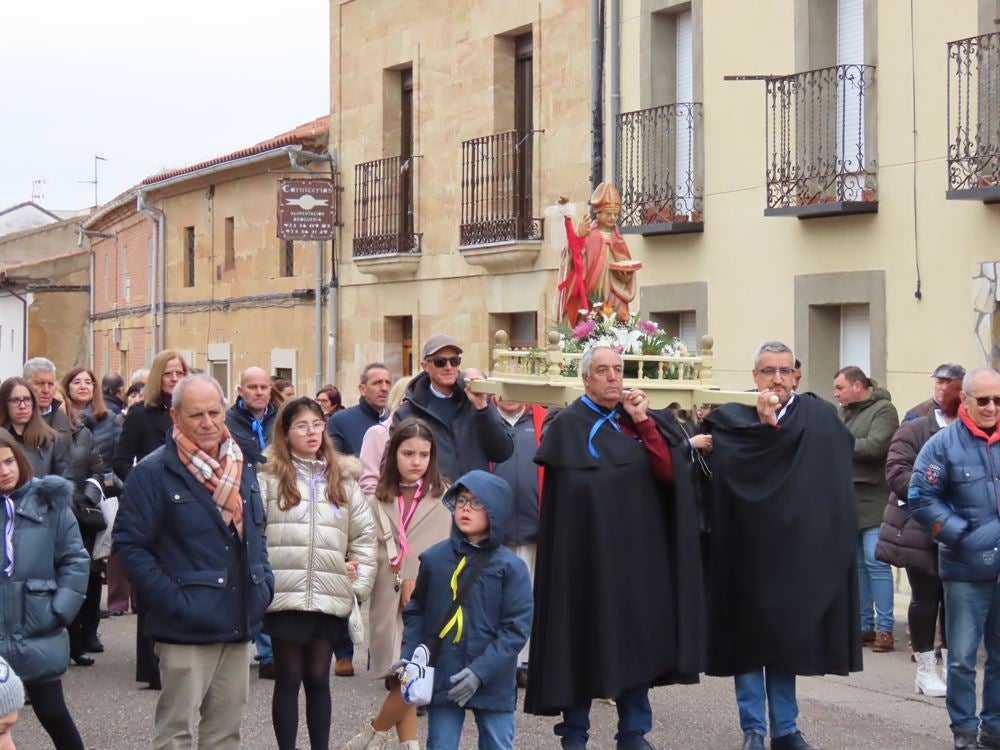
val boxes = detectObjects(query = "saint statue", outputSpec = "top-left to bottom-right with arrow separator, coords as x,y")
556,183 -> 641,326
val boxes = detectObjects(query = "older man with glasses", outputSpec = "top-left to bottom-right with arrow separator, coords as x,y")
911,367 -> 1000,750
392,334 -> 512,480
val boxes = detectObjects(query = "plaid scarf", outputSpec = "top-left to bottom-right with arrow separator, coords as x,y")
172,425 -> 244,538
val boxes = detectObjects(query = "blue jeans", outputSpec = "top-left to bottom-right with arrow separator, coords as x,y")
255,632 -> 272,664
427,706 -> 515,750
858,527 -> 894,632
734,669 -> 798,739
554,684 -> 652,746
943,580 -> 1000,736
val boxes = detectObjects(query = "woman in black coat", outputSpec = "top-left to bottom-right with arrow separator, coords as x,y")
877,380 -> 961,697
110,350 -> 188,689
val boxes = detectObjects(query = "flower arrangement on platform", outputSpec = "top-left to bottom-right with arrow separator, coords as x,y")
554,303 -> 695,379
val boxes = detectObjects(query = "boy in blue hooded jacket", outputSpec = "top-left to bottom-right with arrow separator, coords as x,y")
401,470 -> 533,750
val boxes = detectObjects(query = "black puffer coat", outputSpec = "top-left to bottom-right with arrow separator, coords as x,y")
875,411 -> 941,576
80,405 -> 120,472
113,400 -> 171,481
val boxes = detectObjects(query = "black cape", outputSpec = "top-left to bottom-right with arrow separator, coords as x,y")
703,393 -> 862,677
524,398 -> 704,715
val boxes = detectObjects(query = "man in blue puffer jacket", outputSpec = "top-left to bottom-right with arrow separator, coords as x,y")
402,470 -> 533,750
910,367 -> 1000,750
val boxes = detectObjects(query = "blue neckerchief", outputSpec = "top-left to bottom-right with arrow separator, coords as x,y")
238,398 -> 266,450
580,395 -> 621,458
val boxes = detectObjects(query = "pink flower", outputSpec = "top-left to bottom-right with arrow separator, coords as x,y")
572,320 -> 597,340
610,343 -> 626,354
637,319 -> 659,335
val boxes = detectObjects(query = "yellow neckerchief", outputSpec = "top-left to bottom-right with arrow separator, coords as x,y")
438,556 -> 468,644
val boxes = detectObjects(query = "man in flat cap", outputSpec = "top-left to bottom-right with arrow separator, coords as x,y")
903,364 -> 966,423
392,334 -> 513,480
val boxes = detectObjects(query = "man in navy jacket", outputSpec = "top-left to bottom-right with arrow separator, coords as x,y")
911,368 -> 1000,750
326,362 -> 392,455
115,374 -> 274,750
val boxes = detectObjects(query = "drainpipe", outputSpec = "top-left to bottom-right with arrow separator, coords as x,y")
137,191 -> 165,353
609,0 -> 620,187
591,0 -> 605,192
78,228 -> 114,369
287,149 -> 337,392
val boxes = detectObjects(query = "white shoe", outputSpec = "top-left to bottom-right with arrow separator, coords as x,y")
914,651 -> 947,697
342,720 -> 390,750
940,648 -> 948,687
399,742 -> 421,750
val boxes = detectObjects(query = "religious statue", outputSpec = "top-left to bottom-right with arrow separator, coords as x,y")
556,182 -> 642,326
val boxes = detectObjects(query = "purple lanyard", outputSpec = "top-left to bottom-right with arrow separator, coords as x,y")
3,495 -> 14,577
293,463 -> 341,520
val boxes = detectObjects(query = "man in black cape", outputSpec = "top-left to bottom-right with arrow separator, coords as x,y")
525,346 -> 704,750
703,341 -> 861,750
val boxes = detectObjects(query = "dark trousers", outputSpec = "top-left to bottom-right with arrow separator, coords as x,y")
69,567 -> 102,655
906,566 -> 946,653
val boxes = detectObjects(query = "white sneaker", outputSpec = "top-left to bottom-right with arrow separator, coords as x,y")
941,648 -> 948,687
342,720 -> 390,750
399,742 -> 421,750
914,651 -> 947,697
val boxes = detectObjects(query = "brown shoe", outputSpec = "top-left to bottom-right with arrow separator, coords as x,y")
860,629 -> 876,646
871,631 -> 894,652
334,656 -> 355,677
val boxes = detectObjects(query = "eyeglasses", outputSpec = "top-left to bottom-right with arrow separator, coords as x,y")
972,396 -> 1000,408
429,356 -> 461,368
7,398 -> 31,407
289,421 -> 326,436
757,367 -> 795,377
70,379 -> 94,387
454,495 -> 484,511
162,370 -> 186,379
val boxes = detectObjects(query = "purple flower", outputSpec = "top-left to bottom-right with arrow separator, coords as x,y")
610,343 -> 626,354
637,319 -> 659,335
572,320 -> 597,340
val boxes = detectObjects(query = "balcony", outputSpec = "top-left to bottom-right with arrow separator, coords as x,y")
458,130 -> 543,273
764,64 -> 878,218
947,32 -> 1000,204
616,102 -> 704,236
352,155 -> 421,281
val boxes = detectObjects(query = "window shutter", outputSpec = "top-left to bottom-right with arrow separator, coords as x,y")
839,304 -> 871,374
837,0 -> 864,66
837,0 -> 865,193
675,10 -> 694,211
679,311 -> 698,351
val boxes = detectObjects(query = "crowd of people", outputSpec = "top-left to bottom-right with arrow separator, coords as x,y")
0,336 -> 993,750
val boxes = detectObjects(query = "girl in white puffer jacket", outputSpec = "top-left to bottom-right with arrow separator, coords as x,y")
259,396 -> 377,750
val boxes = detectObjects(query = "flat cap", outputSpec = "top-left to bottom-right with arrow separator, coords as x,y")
421,334 -> 463,360
931,363 -> 965,380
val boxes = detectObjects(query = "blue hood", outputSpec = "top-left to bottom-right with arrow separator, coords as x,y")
442,470 -> 511,550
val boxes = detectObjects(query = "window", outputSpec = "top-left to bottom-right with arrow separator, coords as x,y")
384,316 -> 414,376
488,312 -> 538,370
651,310 -> 697,351
224,217 -> 235,271
275,367 -> 293,382
281,240 -> 294,277
184,226 -> 195,287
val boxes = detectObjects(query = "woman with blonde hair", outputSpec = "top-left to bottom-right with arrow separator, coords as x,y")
111,349 -> 188,690
259,396 -> 377,750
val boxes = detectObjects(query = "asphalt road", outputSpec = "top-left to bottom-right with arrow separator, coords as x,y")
12,606 -> 957,750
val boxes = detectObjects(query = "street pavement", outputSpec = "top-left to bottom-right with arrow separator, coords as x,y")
16,603 -> 957,749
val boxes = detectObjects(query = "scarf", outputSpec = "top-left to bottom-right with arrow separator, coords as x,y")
173,425 -> 245,538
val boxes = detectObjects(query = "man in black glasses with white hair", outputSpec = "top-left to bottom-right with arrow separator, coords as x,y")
393,333 -> 512,480
911,367 -> 1000,750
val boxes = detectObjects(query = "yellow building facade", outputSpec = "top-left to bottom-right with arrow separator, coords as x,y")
616,0 -> 1000,408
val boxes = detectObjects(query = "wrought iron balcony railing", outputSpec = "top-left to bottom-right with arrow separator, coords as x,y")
765,64 -> 877,216
352,155 -> 420,257
947,31 -> 1000,202
616,102 -> 704,234
459,130 -> 542,246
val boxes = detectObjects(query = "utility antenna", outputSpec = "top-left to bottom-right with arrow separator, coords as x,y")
76,155 -> 107,206
31,179 -> 45,203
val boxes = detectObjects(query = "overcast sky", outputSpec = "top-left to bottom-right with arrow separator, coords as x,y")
0,1 -> 330,211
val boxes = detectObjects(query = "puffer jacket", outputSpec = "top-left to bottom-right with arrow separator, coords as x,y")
79,405 -> 120,471
875,412 -> 941,576
840,386 -> 900,528
402,471 -> 533,712
0,475 -> 89,682
910,406 -> 1000,581
260,455 -> 377,617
